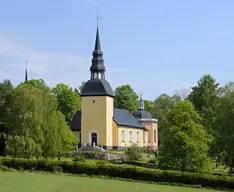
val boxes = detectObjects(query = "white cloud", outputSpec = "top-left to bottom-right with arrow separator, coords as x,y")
0,35 -> 193,100
0,36 -> 90,88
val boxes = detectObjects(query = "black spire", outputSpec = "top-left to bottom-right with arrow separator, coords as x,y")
90,27 -> 106,79
25,61 -> 28,82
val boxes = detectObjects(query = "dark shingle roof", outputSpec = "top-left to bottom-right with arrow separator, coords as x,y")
113,108 -> 144,129
69,108 -> 145,131
81,79 -> 115,97
133,110 -> 152,119
70,110 -> 81,131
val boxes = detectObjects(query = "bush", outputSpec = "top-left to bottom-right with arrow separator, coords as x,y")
95,160 -> 108,166
125,143 -> 142,161
73,155 -> 86,162
148,158 -> 157,164
0,157 -> 234,190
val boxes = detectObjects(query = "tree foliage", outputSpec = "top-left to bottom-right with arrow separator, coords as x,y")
114,84 -> 139,113
52,83 -> 81,123
158,100 -> 212,172
0,79 -> 78,158
150,94 -> 178,144
188,74 -> 219,131
213,89 -> 234,172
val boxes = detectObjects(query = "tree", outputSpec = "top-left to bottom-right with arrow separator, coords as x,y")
150,94 -> 178,145
4,79 -> 78,158
158,100 -> 212,172
5,83 -> 44,157
52,83 -> 81,123
114,84 -> 139,113
188,74 -> 219,131
213,89 -> 234,172
57,111 -> 78,153
144,100 -> 153,113
188,74 -> 219,157
78,81 -> 86,94
0,79 -> 13,156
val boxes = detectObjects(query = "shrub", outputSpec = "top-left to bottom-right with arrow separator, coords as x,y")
124,143 -> 142,161
73,155 -> 86,162
95,160 -> 108,166
0,157 -> 234,190
148,158 -> 157,164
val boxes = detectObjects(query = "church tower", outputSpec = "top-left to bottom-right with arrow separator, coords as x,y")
80,26 -> 115,149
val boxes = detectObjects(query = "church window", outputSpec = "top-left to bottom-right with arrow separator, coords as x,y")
129,131 -> 133,142
93,73 -> 98,79
154,130 -> 156,143
98,73 -> 102,79
122,130 -> 125,142
136,131 -> 140,143
148,130 -> 150,142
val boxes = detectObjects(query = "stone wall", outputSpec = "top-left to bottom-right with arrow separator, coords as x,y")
72,151 -> 124,160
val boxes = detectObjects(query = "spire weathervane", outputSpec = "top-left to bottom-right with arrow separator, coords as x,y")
94,6 -> 101,27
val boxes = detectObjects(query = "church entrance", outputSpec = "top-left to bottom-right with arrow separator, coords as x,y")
91,133 -> 97,146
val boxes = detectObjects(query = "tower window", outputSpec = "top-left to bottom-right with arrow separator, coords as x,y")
94,73 -> 98,79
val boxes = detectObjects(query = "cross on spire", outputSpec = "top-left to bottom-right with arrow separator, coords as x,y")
94,6 -> 101,27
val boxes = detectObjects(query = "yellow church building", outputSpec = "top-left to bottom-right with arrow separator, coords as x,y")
70,26 -> 158,151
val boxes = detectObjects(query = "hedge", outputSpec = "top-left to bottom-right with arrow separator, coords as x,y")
0,157 -> 233,190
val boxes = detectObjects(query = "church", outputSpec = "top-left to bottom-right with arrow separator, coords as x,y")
70,26 -> 158,150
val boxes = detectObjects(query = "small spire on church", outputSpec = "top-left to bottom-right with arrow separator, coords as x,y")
138,93 -> 145,110
25,61 -> 28,82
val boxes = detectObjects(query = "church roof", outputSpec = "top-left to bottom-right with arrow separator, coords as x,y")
81,78 -> 114,97
70,110 -> 81,131
70,108 -> 144,131
113,109 -> 144,129
133,110 -> 152,119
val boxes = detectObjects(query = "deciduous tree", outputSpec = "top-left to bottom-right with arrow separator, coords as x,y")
114,84 -> 139,113
158,100 -> 212,172
52,83 -> 81,123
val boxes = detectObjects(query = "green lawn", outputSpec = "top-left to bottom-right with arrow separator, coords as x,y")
0,171 -> 224,192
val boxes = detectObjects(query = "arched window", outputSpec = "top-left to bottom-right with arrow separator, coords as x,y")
129,131 -> 133,142
136,131 -> 140,143
154,130 -> 157,143
122,130 -> 125,142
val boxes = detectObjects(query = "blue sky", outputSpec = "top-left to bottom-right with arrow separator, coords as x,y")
0,0 -> 234,100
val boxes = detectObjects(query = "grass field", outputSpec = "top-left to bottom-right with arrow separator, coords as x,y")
0,171 -> 224,192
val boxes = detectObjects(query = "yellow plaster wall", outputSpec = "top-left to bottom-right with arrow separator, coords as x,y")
118,126 -> 144,147
81,96 -> 113,147
141,121 -> 158,150
106,96 -> 114,146
112,120 -> 118,146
